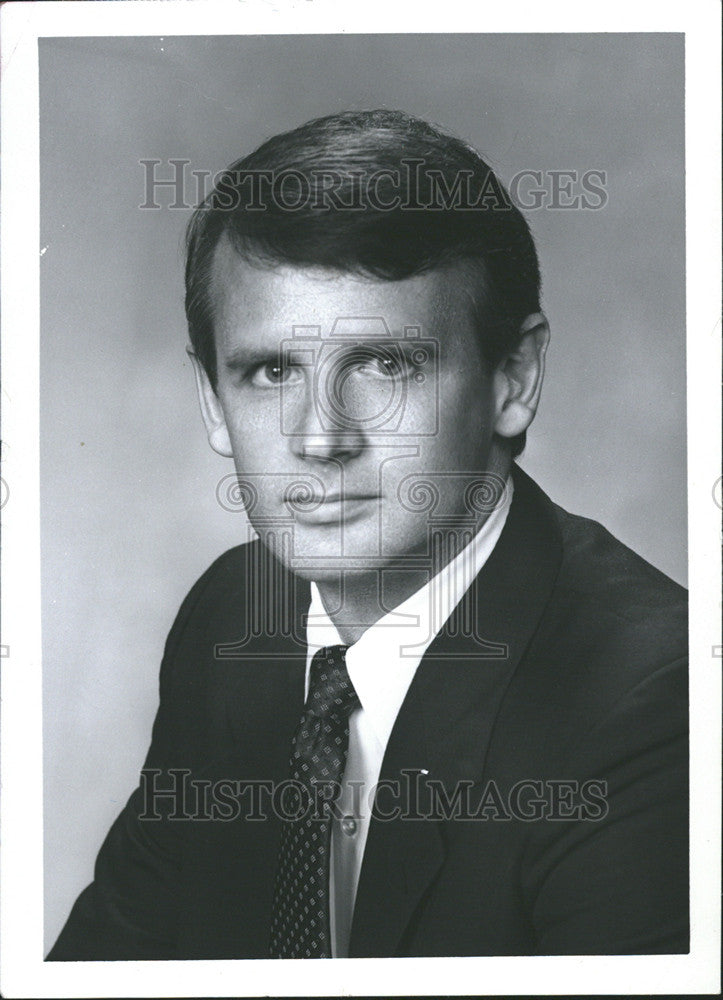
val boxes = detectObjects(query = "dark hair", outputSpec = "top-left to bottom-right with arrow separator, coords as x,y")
185,109 -> 541,456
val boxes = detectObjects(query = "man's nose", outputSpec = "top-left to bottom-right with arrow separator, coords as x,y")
288,381 -> 366,464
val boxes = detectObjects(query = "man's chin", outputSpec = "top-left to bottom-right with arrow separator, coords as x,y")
280,559 -> 393,582
253,519 -> 430,579
256,537 -> 416,579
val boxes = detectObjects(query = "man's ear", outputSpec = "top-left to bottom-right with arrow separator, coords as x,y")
492,313 -> 550,441
187,346 -> 234,457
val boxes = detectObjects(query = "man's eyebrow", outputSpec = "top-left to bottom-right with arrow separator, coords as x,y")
325,336 -> 431,354
221,345 -> 279,371
222,336 -> 425,372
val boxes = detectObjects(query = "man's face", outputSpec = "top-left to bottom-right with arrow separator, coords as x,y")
201,240 -> 507,579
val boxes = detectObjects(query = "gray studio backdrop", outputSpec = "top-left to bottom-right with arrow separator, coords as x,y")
41,34 -> 686,951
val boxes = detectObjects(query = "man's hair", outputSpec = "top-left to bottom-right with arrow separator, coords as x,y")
185,109 -> 541,457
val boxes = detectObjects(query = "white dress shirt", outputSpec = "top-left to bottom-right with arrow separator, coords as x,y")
304,479 -> 513,957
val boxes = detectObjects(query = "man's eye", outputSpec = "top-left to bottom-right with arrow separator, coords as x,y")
356,352 -> 408,379
250,362 -> 301,387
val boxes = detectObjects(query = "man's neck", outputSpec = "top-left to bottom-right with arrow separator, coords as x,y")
314,566 -> 434,645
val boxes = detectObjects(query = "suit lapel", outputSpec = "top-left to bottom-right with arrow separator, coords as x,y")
349,466 -> 563,957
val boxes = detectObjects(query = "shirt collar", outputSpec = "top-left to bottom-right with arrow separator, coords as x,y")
305,478 -> 514,748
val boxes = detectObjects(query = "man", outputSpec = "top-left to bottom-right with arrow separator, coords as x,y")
48,110 -> 688,960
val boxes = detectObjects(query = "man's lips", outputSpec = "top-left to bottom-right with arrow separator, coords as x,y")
283,484 -> 378,506
283,489 -> 380,523
313,492 -> 378,504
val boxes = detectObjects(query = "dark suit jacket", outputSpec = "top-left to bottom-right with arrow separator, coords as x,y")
48,466 -> 688,959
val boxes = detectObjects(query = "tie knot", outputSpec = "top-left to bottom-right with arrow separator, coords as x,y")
307,645 -> 359,720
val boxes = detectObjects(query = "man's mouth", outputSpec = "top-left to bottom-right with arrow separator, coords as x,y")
283,483 -> 377,505
283,487 -> 380,523
314,491 -> 378,504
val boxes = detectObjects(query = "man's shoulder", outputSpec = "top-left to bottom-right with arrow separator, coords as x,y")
163,539 -> 266,653
545,497 -> 687,666
551,500 -> 686,609
177,539 -> 260,611
163,538 -> 309,665
498,475 -> 688,776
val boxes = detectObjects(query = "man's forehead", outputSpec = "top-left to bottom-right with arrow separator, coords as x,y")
209,235 -> 473,347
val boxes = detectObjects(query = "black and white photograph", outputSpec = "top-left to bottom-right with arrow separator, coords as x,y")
0,2 -> 720,997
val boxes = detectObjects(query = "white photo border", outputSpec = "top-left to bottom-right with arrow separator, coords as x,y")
1,0 -> 720,996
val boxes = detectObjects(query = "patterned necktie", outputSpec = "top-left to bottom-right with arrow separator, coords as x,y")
269,644 -> 359,959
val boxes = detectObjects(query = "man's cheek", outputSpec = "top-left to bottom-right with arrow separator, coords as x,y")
229,431 -> 278,469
